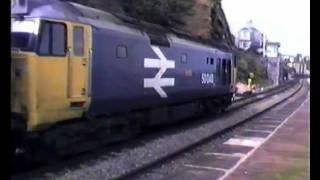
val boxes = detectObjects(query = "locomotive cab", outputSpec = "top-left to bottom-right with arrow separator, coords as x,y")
11,15 -> 93,131
11,18 -> 40,132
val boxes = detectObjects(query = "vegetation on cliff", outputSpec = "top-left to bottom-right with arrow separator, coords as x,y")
120,0 -> 195,27
237,52 -> 271,86
68,0 -> 194,27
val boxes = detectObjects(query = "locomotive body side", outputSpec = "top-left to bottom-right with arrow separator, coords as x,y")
88,23 -> 234,117
11,0 -> 235,132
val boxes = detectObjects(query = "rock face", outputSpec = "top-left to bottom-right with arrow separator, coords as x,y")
210,0 -> 235,48
182,0 -> 234,47
67,0 -> 234,48
182,0 -> 213,39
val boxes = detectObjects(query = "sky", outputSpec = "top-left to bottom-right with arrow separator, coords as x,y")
222,0 -> 310,56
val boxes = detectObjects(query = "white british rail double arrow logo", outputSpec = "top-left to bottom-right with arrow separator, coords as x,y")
144,46 -> 175,98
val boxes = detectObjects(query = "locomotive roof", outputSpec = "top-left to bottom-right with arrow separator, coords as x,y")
11,0 -> 233,54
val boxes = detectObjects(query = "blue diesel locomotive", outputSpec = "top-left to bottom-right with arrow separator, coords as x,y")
11,0 -> 236,153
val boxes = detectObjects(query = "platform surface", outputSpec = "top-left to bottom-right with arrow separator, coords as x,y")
225,98 -> 310,180
159,93 -> 310,180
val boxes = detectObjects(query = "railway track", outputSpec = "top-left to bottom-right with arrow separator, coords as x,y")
130,80 -> 309,180
12,79 -> 303,180
115,80 -> 305,180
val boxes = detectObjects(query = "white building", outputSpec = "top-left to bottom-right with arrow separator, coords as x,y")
237,21 -> 264,53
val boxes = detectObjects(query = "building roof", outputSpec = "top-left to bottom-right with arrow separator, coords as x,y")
238,24 -> 264,36
240,26 -> 259,32
266,41 -> 280,47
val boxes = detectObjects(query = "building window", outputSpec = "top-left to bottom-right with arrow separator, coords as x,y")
241,30 -> 250,40
243,42 -> 248,49
73,26 -> 84,56
181,54 -> 187,64
116,45 -> 127,58
38,21 -> 67,56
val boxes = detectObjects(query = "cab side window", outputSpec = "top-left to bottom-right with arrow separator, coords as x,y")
39,22 -> 50,54
38,21 -> 67,56
52,24 -> 66,56
73,26 -> 84,56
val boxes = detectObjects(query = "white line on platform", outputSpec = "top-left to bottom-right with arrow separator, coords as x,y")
261,117 -> 281,119
256,95 -> 264,98
204,152 -> 245,158
255,124 -> 279,128
223,137 -> 265,147
184,164 -> 227,173
244,129 -> 273,133
234,134 -> 268,140
218,97 -> 308,180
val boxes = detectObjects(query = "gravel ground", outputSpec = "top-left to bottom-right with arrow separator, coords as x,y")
12,82 -> 302,180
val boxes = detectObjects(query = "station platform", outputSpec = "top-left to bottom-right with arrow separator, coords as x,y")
225,98 -> 310,180
157,89 -> 310,180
